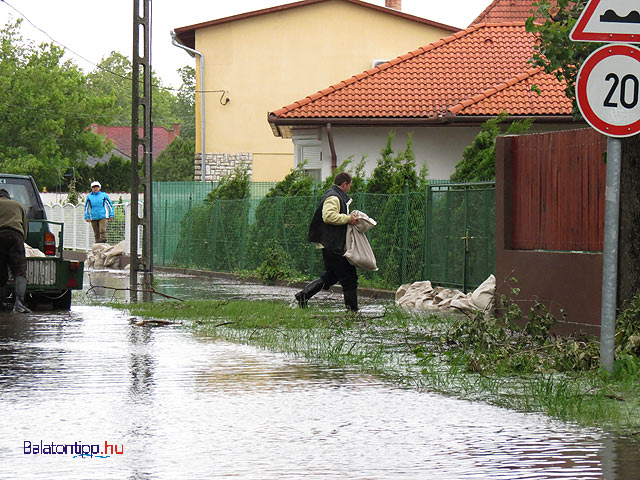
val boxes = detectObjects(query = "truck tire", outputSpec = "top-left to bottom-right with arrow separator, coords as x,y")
52,290 -> 72,310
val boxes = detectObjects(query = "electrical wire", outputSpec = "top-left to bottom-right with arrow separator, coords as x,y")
0,0 -> 184,94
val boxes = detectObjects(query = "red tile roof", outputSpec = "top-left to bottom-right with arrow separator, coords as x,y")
174,0 -> 459,50
269,23 -> 572,132
90,124 -> 180,162
470,0 -> 539,25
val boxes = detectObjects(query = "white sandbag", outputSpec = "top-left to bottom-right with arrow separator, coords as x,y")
396,281 -> 434,307
104,255 -> 120,268
93,255 -> 105,269
344,210 -> 378,271
395,283 -> 413,302
395,275 -> 496,314
104,240 -> 126,264
25,244 -> 45,257
471,274 -> 496,311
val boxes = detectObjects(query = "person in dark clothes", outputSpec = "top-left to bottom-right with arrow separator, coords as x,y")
0,188 -> 31,313
295,172 -> 359,311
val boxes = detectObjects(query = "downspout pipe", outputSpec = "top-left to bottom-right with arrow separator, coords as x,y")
171,31 -> 206,181
327,122 -> 337,173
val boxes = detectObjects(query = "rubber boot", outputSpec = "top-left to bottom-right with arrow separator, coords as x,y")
343,289 -> 358,312
295,278 -> 325,308
13,276 -> 32,314
0,286 -> 7,311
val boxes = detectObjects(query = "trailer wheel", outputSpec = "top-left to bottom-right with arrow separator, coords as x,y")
52,290 -> 72,310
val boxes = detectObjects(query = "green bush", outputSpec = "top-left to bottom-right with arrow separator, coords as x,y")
255,240 -> 300,284
451,113 -> 533,182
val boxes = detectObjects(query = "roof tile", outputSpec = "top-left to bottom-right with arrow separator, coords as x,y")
470,0 -> 540,26
270,23 -> 570,120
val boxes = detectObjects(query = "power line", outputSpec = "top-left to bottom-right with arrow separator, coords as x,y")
0,0 -> 184,93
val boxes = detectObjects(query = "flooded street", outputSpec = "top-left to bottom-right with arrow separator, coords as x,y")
1,271 -> 639,479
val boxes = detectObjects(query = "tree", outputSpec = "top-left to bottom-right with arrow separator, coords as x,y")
527,1 -> 640,308
0,20 -> 108,187
205,166 -> 250,201
85,51 -> 186,130
175,66 -> 195,141
366,131 -> 424,194
451,113 -> 533,182
154,136 -> 195,181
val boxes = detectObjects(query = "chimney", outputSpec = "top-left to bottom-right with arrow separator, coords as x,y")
385,0 -> 401,10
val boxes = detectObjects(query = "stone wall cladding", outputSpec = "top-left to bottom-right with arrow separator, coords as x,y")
194,153 -> 253,181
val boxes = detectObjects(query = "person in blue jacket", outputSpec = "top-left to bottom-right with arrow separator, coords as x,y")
84,181 -> 114,244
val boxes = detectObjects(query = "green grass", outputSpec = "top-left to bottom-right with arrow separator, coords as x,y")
115,298 -> 640,437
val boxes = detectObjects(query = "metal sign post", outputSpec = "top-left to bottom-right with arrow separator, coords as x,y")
600,137 -> 621,372
574,39 -> 640,372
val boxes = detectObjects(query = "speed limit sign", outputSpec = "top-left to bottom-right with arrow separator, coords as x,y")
576,44 -> 640,138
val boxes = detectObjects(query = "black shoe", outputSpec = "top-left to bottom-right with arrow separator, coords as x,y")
344,289 -> 358,312
295,278 -> 324,308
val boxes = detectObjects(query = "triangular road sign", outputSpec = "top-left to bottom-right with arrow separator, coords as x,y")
570,0 -> 640,43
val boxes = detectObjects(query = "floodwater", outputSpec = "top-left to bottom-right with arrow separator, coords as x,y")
1,271 -> 639,479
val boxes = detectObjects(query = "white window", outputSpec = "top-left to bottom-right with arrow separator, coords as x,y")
293,130 -> 322,180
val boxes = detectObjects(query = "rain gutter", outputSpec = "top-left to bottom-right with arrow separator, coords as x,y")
171,31 -> 206,181
267,114 -> 581,133
327,122 -> 337,173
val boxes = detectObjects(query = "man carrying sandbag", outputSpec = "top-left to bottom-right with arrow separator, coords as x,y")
295,172 -> 359,311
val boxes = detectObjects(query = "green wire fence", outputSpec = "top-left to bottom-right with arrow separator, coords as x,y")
152,181 -> 495,292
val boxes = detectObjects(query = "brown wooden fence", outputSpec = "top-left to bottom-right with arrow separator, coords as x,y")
510,129 -> 607,252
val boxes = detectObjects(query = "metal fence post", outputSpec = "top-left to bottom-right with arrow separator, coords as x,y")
240,198 -> 248,270
423,185 -> 432,280
186,196 -> 193,267
308,186 -> 319,276
463,185 -> 469,293
162,200 -> 168,266
402,183 -> 409,284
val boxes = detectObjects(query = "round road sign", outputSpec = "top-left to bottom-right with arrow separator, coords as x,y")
576,44 -> 640,138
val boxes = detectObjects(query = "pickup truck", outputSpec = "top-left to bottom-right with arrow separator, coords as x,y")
1,173 -> 84,310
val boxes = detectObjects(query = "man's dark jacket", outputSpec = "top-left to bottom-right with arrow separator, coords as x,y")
307,185 -> 350,255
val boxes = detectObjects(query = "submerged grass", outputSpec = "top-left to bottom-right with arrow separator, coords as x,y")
118,299 -> 640,437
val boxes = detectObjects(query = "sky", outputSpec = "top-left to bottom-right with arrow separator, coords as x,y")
0,0 -> 495,89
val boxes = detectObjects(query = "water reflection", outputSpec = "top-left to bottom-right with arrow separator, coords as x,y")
127,323 -> 155,399
83,270 -> 350,309
0,288 -> 639,478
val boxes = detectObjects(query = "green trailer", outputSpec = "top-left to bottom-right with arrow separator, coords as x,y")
1,174 -> 84,310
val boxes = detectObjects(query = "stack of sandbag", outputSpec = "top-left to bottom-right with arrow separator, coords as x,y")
85,240 -> 127,270
25,244 -> 46,257
395,274 -> 496,314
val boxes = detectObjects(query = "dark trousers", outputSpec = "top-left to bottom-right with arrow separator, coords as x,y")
319,249 -> 357,292
91,219 -> 108,243
0,230 -> 27,286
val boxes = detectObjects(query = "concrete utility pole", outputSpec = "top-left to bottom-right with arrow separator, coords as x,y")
130,0 -> 154,302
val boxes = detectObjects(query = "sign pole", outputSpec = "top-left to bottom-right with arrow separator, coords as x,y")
571,0 -> 640,372
600,136 -> 622,372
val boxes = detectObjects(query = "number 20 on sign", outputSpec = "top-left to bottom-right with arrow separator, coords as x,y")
576,44 -> 640,138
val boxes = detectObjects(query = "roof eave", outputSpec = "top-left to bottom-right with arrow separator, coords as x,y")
268,113 -> 580,137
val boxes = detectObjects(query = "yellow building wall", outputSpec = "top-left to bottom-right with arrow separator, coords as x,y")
193,1 -> 454,181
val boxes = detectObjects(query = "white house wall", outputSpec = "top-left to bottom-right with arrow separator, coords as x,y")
318,126 -> 479,180
297,123 -> 587,181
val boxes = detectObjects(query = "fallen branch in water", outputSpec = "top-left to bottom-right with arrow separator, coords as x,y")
85,277 -> 184,302
214,321 -> 235,327
135,319 -> 179,327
